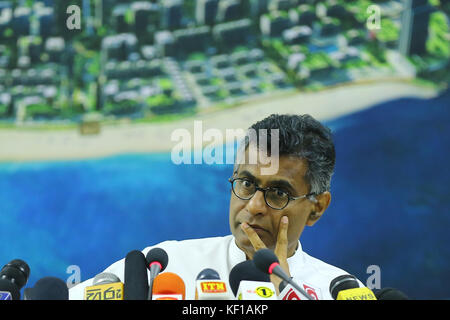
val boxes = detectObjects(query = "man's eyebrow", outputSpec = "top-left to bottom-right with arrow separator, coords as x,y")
236,170 -> 259,182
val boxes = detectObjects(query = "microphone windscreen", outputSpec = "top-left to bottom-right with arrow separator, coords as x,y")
329,274 -> 359,300
93,272 -> 121,285
145,248 -> 169,271
4,259 -> 31,284
229,260 -> 270,296
1,259 -> 31,290
253,248 -> 279,274
375,288 -> 409,300
196,268 -> 220,280
0,279 -> 20,300
152,272 -> 185,299
26,277 -> 68,300
124,250 -> 149,300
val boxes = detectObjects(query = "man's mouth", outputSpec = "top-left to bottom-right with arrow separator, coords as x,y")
248,224 -> 265,230
241,222 -> 269,234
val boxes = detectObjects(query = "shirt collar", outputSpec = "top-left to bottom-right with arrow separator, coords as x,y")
228,236 -> 246,270
287,240 -> 306,267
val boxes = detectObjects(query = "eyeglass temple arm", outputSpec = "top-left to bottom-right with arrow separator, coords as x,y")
291,193 -> 318,203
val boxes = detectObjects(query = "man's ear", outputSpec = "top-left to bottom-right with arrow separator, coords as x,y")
306,191 -> 331,226
306,211 -> 323,226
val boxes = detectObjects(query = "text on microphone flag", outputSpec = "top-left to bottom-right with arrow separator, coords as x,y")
200,281 -> 227,293
85,283 -> 123,300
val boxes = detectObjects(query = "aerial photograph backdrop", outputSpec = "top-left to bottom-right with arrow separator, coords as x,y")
0,0 -> 449,299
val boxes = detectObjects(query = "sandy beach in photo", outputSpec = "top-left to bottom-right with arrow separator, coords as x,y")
0,80 -> 439,162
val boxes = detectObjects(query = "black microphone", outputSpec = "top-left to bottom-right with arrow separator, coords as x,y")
228,260 -> 270,297
0,280 -> 20,300
329,274 -> 359,300
145,247 -> 169,300
279,279 -> 289,293
0,259 -> 31,300
329,274 -> 376,300
253,248 -> 314,300
23,277 -> 68,300
195,268 -> 233,300
124,250 -> 149,300
196,268 -> 220,281
374,287 -> 409,300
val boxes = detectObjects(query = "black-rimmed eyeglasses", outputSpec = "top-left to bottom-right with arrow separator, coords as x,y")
228,177 -> 317,210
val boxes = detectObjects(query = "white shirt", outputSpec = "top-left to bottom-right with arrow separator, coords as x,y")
69,234 -> 358,300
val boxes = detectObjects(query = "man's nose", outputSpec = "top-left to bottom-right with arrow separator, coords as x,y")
246,190 -> 268,215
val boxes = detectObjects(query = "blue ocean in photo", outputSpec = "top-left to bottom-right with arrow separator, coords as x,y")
0,89 -> 449,299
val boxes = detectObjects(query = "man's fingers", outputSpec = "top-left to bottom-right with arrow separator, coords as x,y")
275,216 -> 289,261
241,222 -> 266,252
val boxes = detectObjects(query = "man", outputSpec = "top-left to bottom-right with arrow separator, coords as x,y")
69,114 -> 360,300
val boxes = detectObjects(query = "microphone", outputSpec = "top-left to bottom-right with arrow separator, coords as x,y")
253,248 -> 314,300
23,277 -> 68,300
279,280 -> 301,300
0,259 -> 31,300
145,247 -> 169,299
124,250 -> 149,300
195,268 -> 233,300
374,287 -> 409,300
229,260 -> 276,300
329,274 -> 377,300
0,281 -> 19,300
84,272 -> 123,300
151,272 -> 185,300
229,260 -> 270,296
196,268 -> 220,280
278,280 -> 320,300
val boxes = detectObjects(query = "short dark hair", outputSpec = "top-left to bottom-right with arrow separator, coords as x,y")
242,114 -> 336,194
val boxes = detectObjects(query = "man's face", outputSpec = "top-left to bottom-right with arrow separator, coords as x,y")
229,149 -> 326,258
